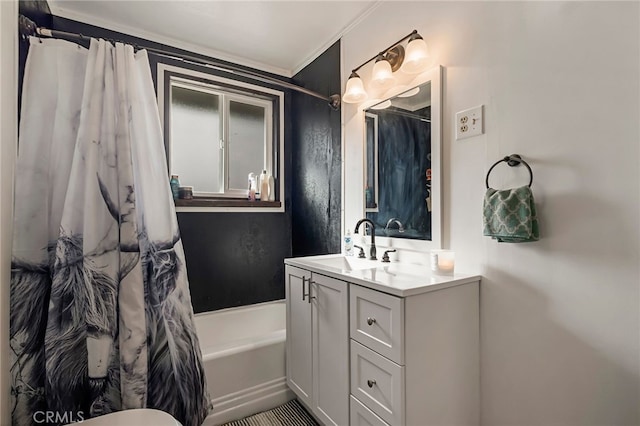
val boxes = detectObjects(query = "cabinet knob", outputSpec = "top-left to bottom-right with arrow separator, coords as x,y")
367,317 -> 376,326
367,379 -> 376,388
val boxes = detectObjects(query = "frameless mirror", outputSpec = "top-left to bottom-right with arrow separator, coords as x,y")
363,68 -> 441,244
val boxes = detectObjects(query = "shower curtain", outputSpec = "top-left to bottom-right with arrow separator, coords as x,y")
10,37 -> 210,426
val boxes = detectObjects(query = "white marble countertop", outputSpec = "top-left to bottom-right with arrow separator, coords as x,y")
285,254 -> 481,297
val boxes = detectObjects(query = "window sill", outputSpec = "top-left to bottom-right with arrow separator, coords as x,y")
174,198 -> 283,212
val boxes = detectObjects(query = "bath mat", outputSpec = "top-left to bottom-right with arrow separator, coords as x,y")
221,399 -> 318,426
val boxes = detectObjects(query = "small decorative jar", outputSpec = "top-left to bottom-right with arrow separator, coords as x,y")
178,186 -> 193,200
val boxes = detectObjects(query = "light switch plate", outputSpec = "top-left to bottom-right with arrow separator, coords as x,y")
455,105 -> 484,140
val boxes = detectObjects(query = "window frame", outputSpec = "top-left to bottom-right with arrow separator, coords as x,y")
223,92 -> 273,197
158,63 -> 285,212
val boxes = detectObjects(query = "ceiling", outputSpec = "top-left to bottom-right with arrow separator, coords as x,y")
48,0 -> 377,77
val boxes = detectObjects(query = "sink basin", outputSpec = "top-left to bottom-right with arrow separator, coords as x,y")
307,256 -> 377,272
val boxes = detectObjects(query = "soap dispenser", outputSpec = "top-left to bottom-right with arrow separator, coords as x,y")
344,229 -> 354,256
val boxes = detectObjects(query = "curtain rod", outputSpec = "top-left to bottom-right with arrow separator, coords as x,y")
18,15 -> 341,110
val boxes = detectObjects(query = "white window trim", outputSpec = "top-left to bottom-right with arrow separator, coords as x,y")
158,63 -> 285,213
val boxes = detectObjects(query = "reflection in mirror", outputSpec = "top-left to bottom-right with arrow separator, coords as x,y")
364,82 -> 432,240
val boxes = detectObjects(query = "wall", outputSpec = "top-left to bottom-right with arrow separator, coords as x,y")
176,213 -> 290,312
342,2 -> 640,425
1,2 -> 18,423
17,14 -> 295,313
291,40 -> 342,256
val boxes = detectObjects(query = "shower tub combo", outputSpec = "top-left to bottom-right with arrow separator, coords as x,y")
194,300 -> 293,425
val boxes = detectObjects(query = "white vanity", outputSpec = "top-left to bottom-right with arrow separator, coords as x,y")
284,254 -> 480,426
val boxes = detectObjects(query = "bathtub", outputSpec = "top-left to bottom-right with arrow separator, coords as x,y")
194,300 -> 294,425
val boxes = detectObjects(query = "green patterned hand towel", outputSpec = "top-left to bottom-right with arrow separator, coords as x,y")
483,185 -> 539,242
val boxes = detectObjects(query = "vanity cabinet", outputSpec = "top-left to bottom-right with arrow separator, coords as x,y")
285,266 -> 349,426
349,282 -> 479,426
285,256 -> 480,426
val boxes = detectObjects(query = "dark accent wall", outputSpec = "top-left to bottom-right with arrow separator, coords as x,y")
177,213 -> 291,312
19,0 -> 51,25
291,41 -> 342,256
18,12 -> 295,313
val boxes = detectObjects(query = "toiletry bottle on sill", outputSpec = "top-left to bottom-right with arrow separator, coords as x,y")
259,169 -> 269,201
267,172 -> 275,201
170,174 -> 180,200
248,173 -> 257,201
344,229 -> 354,256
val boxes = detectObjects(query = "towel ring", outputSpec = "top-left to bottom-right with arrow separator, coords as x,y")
485,154 -> 533,189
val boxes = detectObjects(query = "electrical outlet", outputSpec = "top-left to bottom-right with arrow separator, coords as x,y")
455,105 -> 484,140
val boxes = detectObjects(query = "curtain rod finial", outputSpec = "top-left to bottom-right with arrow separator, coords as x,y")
18,15 -> 38,40
328,94 -> 341,111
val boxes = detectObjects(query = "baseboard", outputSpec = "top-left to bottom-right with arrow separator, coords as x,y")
202,377 -> 295,426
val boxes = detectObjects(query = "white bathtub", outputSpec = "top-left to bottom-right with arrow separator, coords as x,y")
194,300 -> 294,425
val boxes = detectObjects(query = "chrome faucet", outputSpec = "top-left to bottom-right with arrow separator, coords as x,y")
354,218 -> 377,260
385,218 -> 405,233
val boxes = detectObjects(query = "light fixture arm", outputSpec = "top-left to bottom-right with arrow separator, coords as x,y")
350,30 -> 418,74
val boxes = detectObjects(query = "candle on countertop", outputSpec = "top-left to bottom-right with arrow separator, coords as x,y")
430,250 -> 455,276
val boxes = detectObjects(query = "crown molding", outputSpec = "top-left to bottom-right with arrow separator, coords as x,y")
291,1 -> 381,76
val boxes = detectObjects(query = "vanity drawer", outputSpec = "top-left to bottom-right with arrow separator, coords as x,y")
350,340 -> 405,426
350,395 -> 390,426
350,284 -> 404,364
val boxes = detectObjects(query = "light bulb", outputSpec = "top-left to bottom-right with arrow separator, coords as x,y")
402,34 -> 430,74
342,72 -> 368,104
371,55 -> 395,89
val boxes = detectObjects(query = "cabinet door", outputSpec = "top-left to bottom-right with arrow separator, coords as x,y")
285,266 -> 312,406
311,273 -> 349,426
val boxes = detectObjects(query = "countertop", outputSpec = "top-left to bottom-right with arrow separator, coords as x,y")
285,254 -> 481,297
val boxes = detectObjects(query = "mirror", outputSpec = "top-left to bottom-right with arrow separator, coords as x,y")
363,69 -> 440,243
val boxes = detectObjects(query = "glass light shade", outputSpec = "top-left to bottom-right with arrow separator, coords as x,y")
342,74 -> 368,103
398,86 -> 420,98
370,99 -> 391,110
371,58 -> 395,89
402,37 -> 430,74
359,98 -> 383,110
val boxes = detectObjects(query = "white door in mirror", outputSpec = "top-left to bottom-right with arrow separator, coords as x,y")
455,105 -> 484,140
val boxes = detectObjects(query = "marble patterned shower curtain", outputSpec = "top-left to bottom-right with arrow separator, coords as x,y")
10,37 -> 210,426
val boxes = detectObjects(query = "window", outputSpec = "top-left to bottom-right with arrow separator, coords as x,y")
158,64 -> 284,210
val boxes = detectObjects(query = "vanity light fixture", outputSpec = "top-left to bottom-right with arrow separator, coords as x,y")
342,30 -> 430,104
342,72 -> 368,103
402,32 -> 431,74
370,54 -> 396,89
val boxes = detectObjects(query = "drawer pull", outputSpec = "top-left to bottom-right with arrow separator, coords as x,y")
367,379 -> 376,388
367,317 -> 376,326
